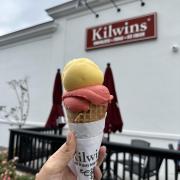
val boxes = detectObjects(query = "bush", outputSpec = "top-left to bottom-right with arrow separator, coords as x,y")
16,175 -> 35,180
0,151 -> 35,180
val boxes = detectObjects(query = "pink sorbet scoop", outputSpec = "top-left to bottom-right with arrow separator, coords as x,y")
63,85 -> 113,112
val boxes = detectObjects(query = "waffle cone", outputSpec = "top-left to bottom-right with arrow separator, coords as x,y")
66,104 -> 107,123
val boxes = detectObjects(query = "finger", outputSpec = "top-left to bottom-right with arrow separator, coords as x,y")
96,146 -> 106,166
61,167 -> 76,180
94,166 -> 102,180
40,132 -> 76,176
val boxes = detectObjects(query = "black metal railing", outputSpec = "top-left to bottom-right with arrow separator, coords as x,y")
8,128 -> 66,174
101,140 -> 180,180
8,128 -> 180,179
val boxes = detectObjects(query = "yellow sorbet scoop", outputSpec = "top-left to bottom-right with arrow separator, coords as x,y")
62,58 -> 103,91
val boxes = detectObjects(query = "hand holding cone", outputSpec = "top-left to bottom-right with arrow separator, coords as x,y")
36,132 -> 106,180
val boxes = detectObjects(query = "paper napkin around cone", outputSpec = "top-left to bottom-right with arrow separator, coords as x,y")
68,119 -> 105,180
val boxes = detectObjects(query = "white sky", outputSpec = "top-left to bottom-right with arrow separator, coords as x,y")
0,0 -> 71,36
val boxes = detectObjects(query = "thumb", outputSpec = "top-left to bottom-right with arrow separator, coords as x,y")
39,132 -> 76,176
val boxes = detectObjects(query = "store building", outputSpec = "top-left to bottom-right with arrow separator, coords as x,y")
0,0 -> 180,148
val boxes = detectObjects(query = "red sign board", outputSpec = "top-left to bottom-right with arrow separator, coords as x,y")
86,13 -> 157,50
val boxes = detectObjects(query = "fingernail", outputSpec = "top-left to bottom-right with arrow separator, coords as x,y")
66,132 -> 72,145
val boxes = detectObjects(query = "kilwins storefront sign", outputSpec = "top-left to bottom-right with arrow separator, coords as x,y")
86,13 -> 157,50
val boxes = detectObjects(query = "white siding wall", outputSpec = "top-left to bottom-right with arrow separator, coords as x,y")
1,0 -> 180,147
0,36 -> 60,146
54,0 -> 180,147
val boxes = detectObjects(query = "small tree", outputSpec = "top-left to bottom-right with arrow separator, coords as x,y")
0,77 -> 30,128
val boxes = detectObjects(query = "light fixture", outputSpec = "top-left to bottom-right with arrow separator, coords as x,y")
76,0 -> 84,8
76,0 -> 99,18
110,0 -> 121,12
172,44 -> 179,53
140,0 -> 145,6
84,0 -> 99,18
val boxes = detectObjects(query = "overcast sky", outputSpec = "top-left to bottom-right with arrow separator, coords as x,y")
0,0 -> 71,36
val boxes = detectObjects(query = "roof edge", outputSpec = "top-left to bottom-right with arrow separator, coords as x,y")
46,0 -> 138,19
0,21 -> 57,47
46,0 -> 113,19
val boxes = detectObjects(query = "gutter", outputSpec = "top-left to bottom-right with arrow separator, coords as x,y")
0,21 -> 57,48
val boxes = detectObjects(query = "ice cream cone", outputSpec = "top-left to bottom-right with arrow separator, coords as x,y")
66,104 -> 107,123
62,58 -> 113,180
66,105 -> 107,180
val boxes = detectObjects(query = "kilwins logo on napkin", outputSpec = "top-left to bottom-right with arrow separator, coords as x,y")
74,149 -> 98,179
80,169 -> 94,179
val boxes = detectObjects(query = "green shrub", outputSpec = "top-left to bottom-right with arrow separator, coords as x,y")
0,151 -> 35,180
16,175 -> 35,180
